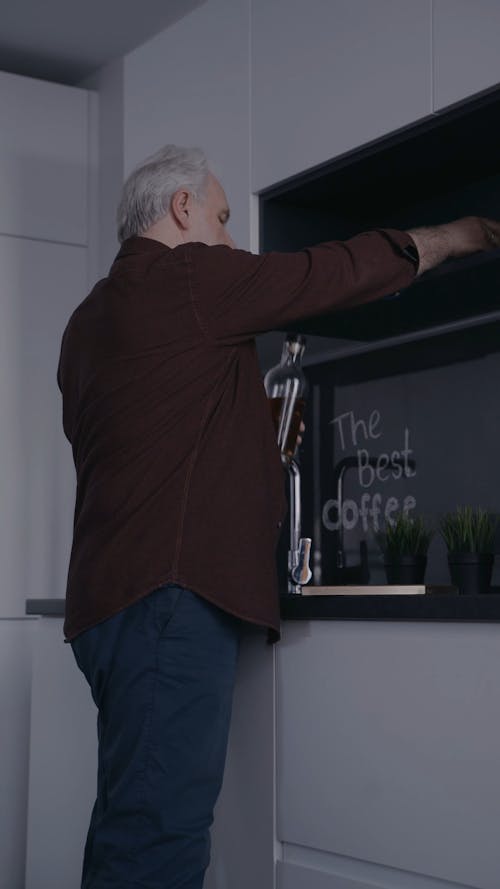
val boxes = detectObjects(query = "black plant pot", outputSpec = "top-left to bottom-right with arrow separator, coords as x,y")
448,552 -> 494,595
383,555 -> 427,585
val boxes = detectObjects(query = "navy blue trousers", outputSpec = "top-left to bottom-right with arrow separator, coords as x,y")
71,584 -> 242,889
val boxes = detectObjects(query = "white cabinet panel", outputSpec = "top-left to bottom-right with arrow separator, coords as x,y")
251,0 -> 432,192
0,619 -> 34,889
277,621 -> 500,889
0,71 -> 88,244
433,0 -> 500,110
205,634 -> 275,889
25,618 -> 97,889
0,236 -> 86,616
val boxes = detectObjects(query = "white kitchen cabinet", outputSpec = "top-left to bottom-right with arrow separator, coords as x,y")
251,0 -> 432,192
0,236 -> 86,617
21,610 -> 500,889
205,632 -> 275,889
0,71 -> 89,245
25,618 -> 97,889
276,620 -> 500,889
0,619 -> 35,889
433,0 -> 500,111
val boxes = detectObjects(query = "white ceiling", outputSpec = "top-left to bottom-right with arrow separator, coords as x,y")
0,0 -> 205,85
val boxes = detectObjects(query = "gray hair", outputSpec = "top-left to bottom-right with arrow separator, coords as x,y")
117,144 -> 209,242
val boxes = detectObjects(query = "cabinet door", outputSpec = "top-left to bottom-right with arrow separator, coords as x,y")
277,621 -> 500,889
433,0 -> 500,110
251,0 -> 431,192
25,618 -> 97,889
0,235 -> 87,617
204,635 -> 276,889
0,71 -> 88,244
0,619 -> 34,889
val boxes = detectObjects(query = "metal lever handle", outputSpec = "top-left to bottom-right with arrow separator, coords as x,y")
291,537 -> 312,585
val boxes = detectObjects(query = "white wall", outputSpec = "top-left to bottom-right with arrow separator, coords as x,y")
82,60 -> 125,280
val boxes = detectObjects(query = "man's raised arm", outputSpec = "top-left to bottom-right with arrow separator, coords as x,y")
409,216 -> 500,276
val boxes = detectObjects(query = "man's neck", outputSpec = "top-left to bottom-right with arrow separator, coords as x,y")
142,218 -> 185,248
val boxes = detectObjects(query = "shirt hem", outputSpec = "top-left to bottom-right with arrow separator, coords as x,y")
64,573 -> 280,643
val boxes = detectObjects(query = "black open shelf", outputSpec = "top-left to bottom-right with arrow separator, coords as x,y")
260,87 -> 500,341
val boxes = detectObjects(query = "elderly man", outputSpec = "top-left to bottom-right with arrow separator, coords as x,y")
57,144 -> 500,889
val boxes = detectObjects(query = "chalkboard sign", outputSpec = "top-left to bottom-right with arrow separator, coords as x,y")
296,322 -> 500,589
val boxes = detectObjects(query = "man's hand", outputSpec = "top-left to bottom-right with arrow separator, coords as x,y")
408,216 -> 500,276
296,420 -> 305,448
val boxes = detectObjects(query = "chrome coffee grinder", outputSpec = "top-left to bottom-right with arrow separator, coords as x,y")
264,333 -> 312,595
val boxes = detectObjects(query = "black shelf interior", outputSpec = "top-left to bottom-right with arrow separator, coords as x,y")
260,88 -> 500,341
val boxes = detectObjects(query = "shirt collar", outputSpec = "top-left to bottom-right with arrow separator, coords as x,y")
115,236 -> 170,259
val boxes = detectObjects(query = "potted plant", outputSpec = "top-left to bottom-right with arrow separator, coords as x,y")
440,506 -> 497,595
376,513 -> 433,584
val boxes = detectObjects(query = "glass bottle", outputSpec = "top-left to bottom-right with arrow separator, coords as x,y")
264,333 -> 308,462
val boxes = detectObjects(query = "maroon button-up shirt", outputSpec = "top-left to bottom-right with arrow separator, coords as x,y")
57,230 -> 417,641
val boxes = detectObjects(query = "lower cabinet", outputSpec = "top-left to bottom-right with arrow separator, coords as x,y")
25,618 -> 97,889
0,235 -> 86,619
25,615 -> 500,888
204,633 -> 276,889
276,620 -> 500,889
0,618 -> 34,889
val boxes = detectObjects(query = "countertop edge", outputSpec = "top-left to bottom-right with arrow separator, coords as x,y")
26,594 -> 500,623
280,592 -> 500,622
26,599 -> 65,617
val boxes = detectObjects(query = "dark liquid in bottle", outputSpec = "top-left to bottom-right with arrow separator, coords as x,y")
269,397 -> 305,460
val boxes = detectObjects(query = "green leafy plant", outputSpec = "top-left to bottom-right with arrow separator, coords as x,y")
376,513 -> 434,557
440,506 -> 497,554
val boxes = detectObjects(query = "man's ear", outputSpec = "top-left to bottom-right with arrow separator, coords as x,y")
170,189 -> 193,231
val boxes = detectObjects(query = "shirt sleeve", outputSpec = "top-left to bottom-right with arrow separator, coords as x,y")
190,228 -> 418,345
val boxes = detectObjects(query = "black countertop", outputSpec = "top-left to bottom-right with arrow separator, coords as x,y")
27,593 -> 500,624
280,590 -> 500,622
26,599 -> 65,616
